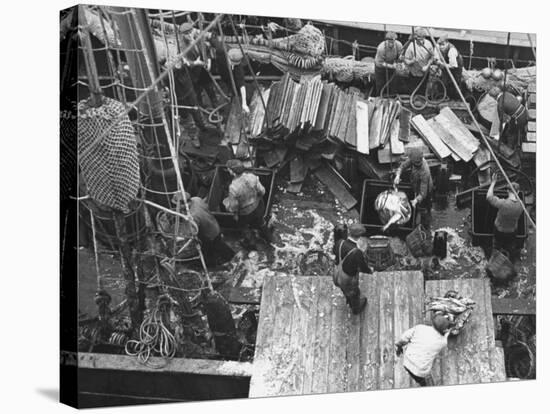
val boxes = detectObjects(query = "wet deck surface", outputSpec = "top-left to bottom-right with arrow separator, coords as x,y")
249,272 -> 505,397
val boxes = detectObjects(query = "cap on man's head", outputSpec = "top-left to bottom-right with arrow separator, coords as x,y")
414,27 -> 428,38
226,159 -> 245,175
172,191 -> 191,205
385,31 -> 397,40
437,34 -> 449,44
488,86 -> 502,98
179,22 -> 194,34
228,48 -> 244,64
349,223 -> 367,238
408,147 -> 424,165
432,313 -> 451,335
509,182 -> 521,194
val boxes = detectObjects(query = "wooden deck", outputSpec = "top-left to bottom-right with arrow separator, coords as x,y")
425,279 -> 506,386
249,273 -> 506,398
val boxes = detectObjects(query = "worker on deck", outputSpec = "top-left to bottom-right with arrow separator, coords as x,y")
332,223 -> 372,315
395,314 -> 451,386
394,147 -> 434,230
488,87 -> 528,149
180,22 -> 221,110
403,27 -> 434,94
435,34 -> 464,99
173,192 -> 235,266
208,35 -> 250,115
223,159 -> 272,248
374,31 -> 403,96
486,173 -> 523,262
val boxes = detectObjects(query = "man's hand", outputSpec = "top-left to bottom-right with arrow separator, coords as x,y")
242,104 -> 250,114
422,64 -> 430,73
411,199 -> 418,209
491,172 -> 498,183
395,344 -> 403,356
393,174 -> 401,186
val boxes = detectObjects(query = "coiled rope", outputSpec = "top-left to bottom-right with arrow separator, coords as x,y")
125,294 -> 178,368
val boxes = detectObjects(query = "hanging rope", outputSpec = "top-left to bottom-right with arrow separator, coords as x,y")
426,29 -> 535,229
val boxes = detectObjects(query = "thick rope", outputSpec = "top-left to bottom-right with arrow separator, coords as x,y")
427,29 -> 535,229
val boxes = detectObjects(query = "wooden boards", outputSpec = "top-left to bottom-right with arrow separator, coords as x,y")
314,165 -> 357,210
356,100 -> 370,154
249,271 -> 425,398
411,114 -> 452,160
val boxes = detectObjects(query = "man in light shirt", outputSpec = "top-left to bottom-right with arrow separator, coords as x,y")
436,34 -> 464,99
403,27 -> 434,93
374,31 -> 403,96
395,314 -> 451,386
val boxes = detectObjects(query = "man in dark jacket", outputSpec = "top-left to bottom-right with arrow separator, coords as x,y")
394,147 -> 434,230
486,174 -> 523,260
488,87 -> 528,149
436,34 -> 464,99
332,223 -> 372,315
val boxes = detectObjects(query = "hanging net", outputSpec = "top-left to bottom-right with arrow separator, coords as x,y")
78,97 -> 140,212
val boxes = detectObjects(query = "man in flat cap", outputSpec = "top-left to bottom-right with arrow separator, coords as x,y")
374,31 -> 404,96
394,147 -> 434,230
223,159 -> 271,247
403,27 -> 434,93
435,34 -> 464,99
332,223 -> 372,315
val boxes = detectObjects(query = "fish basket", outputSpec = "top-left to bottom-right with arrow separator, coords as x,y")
406,224 -> 431,257
486,249 -> 517,285
360,179 -> 417,236
366,236 -> 395,271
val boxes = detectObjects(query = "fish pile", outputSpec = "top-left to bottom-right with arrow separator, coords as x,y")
375,189 -> 412,231
426,290 -> 476,335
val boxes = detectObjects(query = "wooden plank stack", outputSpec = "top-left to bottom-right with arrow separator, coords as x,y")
523,83 -> 536,154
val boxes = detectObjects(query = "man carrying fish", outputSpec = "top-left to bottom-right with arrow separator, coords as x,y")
394,147 -> 434,230
395,314 -> 451,386
332,223 -> 372,315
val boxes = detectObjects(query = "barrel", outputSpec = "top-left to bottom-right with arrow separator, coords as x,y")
433,230 -> 448,259
79,200 -> 148,250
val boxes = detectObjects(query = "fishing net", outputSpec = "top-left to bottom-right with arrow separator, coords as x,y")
78,97 -> 140,212
321,57 -> 374,83
60,109 -> 78,200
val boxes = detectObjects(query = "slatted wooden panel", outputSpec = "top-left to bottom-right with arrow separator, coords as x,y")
249,271 -> 426,397
424,278 -> 506,386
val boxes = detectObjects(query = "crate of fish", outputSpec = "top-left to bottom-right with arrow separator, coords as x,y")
359,179 -> 417,236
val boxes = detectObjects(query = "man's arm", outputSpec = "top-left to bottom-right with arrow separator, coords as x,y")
447,47 -> 459,68
403,45 -> 415,66
396,327 -> 415,347
394,158 -> 411,185
414,174 -> 429,205
255,175 -> 266,197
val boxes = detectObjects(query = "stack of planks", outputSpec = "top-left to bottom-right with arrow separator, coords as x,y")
411,107 -> 482,164
248,87 -> 271,138
523,83 -> 536,153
